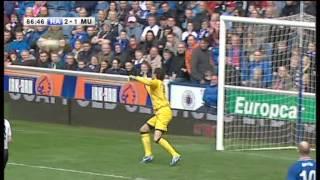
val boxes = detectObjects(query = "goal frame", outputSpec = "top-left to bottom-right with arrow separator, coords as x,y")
216,16 -> 316,151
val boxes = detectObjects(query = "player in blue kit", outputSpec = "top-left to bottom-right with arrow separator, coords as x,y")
287,141 -> 316,180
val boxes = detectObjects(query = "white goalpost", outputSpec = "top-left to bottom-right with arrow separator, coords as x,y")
216,16 -> 316,151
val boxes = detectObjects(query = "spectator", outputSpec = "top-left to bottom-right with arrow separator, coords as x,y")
8,52 -> 19,65
198,20 -> 210,40
92,20 -> 115,44
86,26 -> 97,40
127,36 -> 140,62
118,1 -> 130,24
117,30 -> 129,51
57,39 -> 72,60
169,42 -> 189,82
166,16 -> 182,41
106,2 -> 119,20
72,40 -> 83,61
201,70 -> 214,85
125,16 -> 143,41
162,49 -> 174,78
97,43 -> 114,64
106,58 -> 126,75
175,1 -> 188,28
63,53 -> 78,71
46,1 -> 74,17
49,52 -> 64,69
97,10 -> 107,30
148,4 -> 159,20
99,60 -> 109,73
249,8 -> 261,18
87,56 -> 100,73
74,1 -> 97,15
158,26 -> 172,50
18,50 -> 37,66
224,34 -> 243,85
76,60 -> 89,72
248,67 -> 264,88
181,8 -> 196,30
37,51 -> 50,68
145,47 -> 162,73
39,6 -> 49,17
38,26 -> 64,52
289,51 -> 300,87
70,25 -> 89,48
194,2 -> 209,31
77,41 -> 95,63
108,11 -> 124,38
132,50 -> 146,70
140,15 -> 160,42
272,66 -> 292,90
182,22 -> 198,41
264,6 -> 275,18
141,30 -> 159,54
164,32 -> 179,55
129,1 -> 142,19
198,75 -> 218,114
190,38 -> 214,84
301,73 -> 313,93
243,50 -> 272,87
32,1 -> 47,17
7,30 -> 30,53
124,61 -> 138,76
161,2 -> 176,18
138,61 -> 152,78
185,35 -> 198,75
4,31 -> 13,52
5,13 -> 22,33
272,40 -> 291,73
113,43 -> 129,67
280,1 -> 300,17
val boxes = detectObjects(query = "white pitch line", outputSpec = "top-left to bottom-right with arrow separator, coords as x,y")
8,162 -> 146,180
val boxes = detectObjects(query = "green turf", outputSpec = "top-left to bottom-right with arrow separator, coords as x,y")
5,120 -> 315,180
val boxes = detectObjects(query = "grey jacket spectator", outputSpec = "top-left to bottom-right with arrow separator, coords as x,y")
125,16 -> 143,40
191,39 -> 214,82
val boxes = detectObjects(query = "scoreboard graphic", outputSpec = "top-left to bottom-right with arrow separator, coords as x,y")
24,17 -> 95,26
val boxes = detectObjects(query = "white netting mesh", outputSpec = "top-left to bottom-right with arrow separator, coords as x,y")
221,16 -> 316,150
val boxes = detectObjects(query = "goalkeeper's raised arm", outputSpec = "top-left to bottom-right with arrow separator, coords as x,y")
129,75 -> 157,87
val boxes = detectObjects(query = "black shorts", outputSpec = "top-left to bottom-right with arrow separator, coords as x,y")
4,149 -> 8,169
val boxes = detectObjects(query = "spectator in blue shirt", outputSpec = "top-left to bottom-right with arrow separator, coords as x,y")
242,50 -> 272,88
70,25 -> 90,49
196,75 -> 218,114
7,31 -> 30,53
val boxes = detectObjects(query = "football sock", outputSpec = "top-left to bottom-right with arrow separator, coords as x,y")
141,133 -> 152,156
158,138 -> 180,157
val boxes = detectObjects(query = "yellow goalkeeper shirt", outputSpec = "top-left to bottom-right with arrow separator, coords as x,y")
134,76 -> 170,111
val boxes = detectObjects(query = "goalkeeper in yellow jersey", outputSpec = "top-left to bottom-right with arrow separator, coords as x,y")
129,68 -> 181,166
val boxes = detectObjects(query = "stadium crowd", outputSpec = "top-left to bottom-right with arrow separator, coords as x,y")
4,1 -> 316,94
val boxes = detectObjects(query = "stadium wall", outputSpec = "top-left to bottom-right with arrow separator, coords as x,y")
4,93 -> 216,137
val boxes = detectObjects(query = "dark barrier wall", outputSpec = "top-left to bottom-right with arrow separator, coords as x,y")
4,93 -> 216,137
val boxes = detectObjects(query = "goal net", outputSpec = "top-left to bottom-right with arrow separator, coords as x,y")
216,16 -> 316,151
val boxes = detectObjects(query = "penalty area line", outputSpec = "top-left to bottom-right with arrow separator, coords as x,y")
8,162 -> 147,180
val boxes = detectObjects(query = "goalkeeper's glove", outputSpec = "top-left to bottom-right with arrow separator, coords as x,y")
128,75 -> 136,81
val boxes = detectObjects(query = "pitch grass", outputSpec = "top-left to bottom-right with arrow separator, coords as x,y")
5,120 -> 315,180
